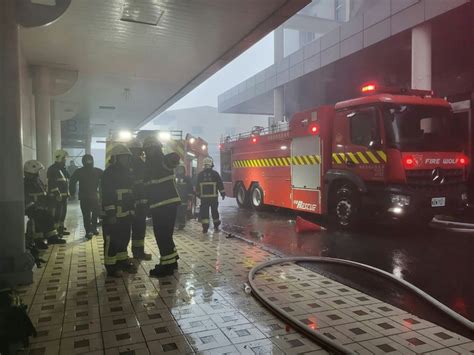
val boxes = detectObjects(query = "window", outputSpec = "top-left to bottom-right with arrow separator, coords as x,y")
349,107 -> 378,147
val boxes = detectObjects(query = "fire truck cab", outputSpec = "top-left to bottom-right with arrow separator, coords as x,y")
220,85 -> 469,228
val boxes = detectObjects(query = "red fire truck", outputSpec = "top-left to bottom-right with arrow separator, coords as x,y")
220,84 -> 469,228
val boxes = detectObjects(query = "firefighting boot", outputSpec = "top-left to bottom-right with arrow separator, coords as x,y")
47,236 -> 66,245
149,263 -> 177,278
85,232 -> 93,240
35,240 -> 48,250
120,261 -> 138,274
214,220 -> 221,231
202,224 -> 209,233
59,227 -> 70,236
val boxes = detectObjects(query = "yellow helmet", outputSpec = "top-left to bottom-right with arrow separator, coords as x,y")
54,149 -> 69,163
24,160 -> 44,174
203,157 -> 213,168
110,144 -> 132,157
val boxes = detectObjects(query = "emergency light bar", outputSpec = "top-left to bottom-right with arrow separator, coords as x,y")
360,83 -> 434,98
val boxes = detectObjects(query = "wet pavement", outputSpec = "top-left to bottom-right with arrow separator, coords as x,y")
219,199 -> 474,323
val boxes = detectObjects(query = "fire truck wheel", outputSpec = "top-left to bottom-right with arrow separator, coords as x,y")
235,183 -> 250,208
332,184 -> 361,229
250,185 -> 265,211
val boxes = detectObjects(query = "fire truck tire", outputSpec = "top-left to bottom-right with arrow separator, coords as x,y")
250,185 -> 265,211
331,183 -> 361,229
235,183 -> 250,209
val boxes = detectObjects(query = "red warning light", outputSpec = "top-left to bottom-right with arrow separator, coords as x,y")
459,156 -> 468,166
309,124 -> 320,135
403,155 -> 415,168
361,83 -> 376,93
218,144 -> 223,150
252,137 -> 257,143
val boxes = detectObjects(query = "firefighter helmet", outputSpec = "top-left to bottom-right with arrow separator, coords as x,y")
203,157 -> 213,168
143,135 -> 162,149
24,160 -> 44,174
127,138 -> 142,149
54,149 -> 69,163
110,144 -> 132,157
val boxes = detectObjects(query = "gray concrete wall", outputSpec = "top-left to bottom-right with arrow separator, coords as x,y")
218,0 -> 469,114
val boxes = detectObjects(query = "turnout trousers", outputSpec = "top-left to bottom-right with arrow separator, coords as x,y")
131,210 -> 147,257
151,204 -> 179,265
80,198 -> 99,234
199,198 -> 220,228
103,221 -> 131,273
29,208 -> 57,241
176,203 -> 187,229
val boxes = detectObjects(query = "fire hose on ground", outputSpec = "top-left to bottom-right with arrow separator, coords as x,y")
246,256 -> 474,355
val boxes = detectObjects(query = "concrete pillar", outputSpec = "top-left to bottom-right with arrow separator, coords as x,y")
33,66 -> 53,168
411,23 -> 432,90
273,27 -> 285,126
85,132 -> 92,155
0,0 -> 34,285
51,118 -> 62,153
51,101 -> 61,153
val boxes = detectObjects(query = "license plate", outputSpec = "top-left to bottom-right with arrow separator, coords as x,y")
431,197 -> 446,207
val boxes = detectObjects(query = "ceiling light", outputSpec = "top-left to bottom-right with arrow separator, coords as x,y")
158,131 -> 171,141
99,105 -> 116,110
120,1 -> 164,26
118,130 -> 132,141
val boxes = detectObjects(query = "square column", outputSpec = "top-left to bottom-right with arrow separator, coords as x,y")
0,0 -> 34,286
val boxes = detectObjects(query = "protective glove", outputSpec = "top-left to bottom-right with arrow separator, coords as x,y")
56,194 -> 62,202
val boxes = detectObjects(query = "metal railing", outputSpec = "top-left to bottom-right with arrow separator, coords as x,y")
220,122 -> 289,144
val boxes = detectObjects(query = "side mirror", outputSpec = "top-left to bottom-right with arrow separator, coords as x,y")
368,139 -> 382,150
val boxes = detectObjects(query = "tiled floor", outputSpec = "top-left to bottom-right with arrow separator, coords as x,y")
17,205 -> 473,354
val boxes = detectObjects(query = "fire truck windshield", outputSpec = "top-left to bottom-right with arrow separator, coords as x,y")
383,105 -> 463,152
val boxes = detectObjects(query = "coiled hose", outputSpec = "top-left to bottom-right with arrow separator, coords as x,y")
248,256 -> 474,355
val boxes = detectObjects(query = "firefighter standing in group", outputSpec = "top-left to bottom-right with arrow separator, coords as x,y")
197,157 -> 225,233
175,165 -> 194,230
47,149 -> 70,237
143,136 -> 181,278
128,139 -> 152,260
24,160 -> 65,247
69,154 -> 103,240
101,144 -> 137,277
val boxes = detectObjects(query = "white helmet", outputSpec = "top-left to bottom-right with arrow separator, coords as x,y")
127,138 -> 142,149
54,149 -> 69,163
110,144 -> 132,157
24,160 -> 44,174
203,157 -> 213,168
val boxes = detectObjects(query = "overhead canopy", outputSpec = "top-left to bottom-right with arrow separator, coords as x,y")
20,0 -> 309,136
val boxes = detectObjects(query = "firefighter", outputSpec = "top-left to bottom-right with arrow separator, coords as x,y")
24,160 -> 64,247
128,139 -> 152,260
197,157 -> 225,233
47,149 -> 70,237
69,154 -> 103,240
101,144 -> 137,278
143,136 -> 181,277
175,165 -> 194,230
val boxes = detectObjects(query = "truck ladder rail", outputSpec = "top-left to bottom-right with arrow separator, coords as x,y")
221,122 -> 289,144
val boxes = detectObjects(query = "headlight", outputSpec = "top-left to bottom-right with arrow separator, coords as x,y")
390,194 -> 411,207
